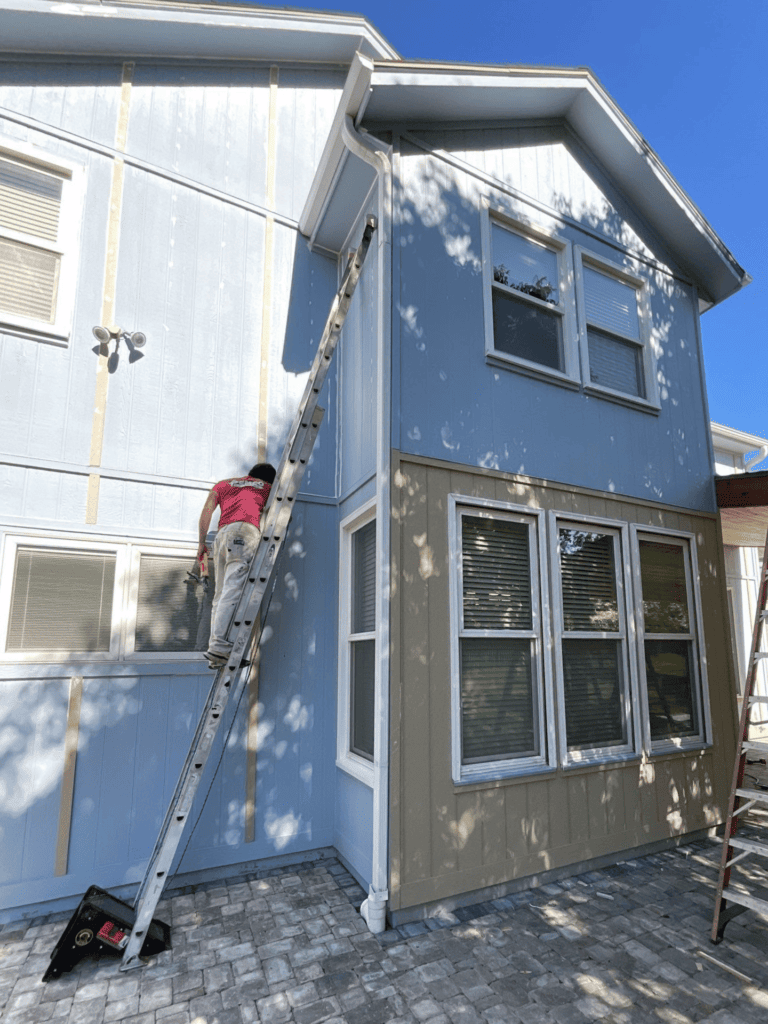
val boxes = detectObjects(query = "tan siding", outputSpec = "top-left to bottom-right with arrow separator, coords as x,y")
390,453 -> 737,912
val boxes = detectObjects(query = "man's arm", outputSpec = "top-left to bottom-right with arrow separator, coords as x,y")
198,488 -> 219,559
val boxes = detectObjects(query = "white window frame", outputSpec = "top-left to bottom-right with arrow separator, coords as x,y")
0,137 -> 83,345
574,247 -> 659,411
549,513 -> 640,767
449,494 -> 556,784
481,206 -> 579,387
630,526 -> 711,752
337,500 -> 376,786
0,533 -> 203,662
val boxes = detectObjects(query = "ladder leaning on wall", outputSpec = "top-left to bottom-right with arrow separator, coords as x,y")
42,216 -> 377,981
711,530 -> 768,943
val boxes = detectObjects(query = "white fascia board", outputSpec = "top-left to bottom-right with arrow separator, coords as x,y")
0,0 -> 400,63
566,84 -> 747,307
299,51 -> 375,240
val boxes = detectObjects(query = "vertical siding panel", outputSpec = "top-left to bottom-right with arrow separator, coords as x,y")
0,463 -> 26,518
426,467 -> 458,879
587,772 -> 607,841
400,462 -> 434,886
526,780 -> 549,861
623,764 -> 644,837
481,787 -> 506,866
504,782 -> 528,862
455,789 -> 483,875
0,339 -> 38,458
604,768 -> 625,836
547,776 -> 569,851
566,773 -> 589,846
21,469 -> 63,522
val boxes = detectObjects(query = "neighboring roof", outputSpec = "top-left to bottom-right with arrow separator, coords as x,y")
302,55 -> 749,310
0,0 -> 400,63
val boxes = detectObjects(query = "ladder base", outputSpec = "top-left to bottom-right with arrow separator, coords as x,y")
42,886 -> 170,982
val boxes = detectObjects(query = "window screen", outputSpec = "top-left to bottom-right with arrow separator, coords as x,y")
639,539 -> 699,741
558,529 -> 627,751
491,222 -> 563,372
350,520 -> 376,761
459,514 -> 540,764
0,156 -> 64,325
583,265 -> 644,398
7,547 -> 115,651
135,555 -> 205,652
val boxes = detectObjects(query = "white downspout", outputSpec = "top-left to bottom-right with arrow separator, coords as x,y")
745,446 -> 768,472
340,113 -> 391,934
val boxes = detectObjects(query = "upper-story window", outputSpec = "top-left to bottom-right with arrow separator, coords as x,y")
484,215 -> 577,383
576,249 -> 656,406
482,207 -> 659,411
0,141 -> 82,343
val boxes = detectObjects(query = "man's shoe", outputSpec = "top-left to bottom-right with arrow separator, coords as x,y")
204,650 -> 229,669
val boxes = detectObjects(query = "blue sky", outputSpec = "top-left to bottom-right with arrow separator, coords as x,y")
264,0 -> 766,445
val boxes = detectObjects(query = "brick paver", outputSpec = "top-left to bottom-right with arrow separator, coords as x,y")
1,838 -> 767,1023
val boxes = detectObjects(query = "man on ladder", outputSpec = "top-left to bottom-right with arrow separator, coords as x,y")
197,462 -> 276,668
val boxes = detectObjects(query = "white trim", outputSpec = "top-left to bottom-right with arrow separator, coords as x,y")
448,494 -> 555,784
0,532 -> 203,663
548,512 -> 640,767
574,246 -> 660,411
629,525 -> 711,753
337,499 -> 377,787
0,136 -> 84,343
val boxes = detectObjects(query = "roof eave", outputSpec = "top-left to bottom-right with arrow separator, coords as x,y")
0,0 -> 400,63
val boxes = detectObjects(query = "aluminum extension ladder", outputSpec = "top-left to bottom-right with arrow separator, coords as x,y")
119,216 -> 377,970
711,529 -> 768,943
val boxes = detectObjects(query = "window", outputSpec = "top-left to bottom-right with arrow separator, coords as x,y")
576,250 -> 656,406
551,520 -> 635,764
635,533 -> 707,748
482,213 -> 577,383
338,504 -> 377,783
482,207 -> 659,410
0,536 -> 204,660
7,546 -> 117,653
450,498 -> 710,782
0,141 -> 82,342
450,500 -> 553,782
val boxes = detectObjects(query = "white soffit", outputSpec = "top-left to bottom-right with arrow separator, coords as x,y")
0,0 -> 400,63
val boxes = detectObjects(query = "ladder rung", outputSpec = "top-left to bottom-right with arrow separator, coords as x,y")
749,695 -> 768,704
728,836 -> 768,858
720,889 -> 768,918
754,653 -> 768,661
736,787 -> 768,806
744,740 -> 768,755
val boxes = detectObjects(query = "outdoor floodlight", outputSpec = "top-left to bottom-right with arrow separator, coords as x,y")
130,331 -> 147,348
92,325 -> 112,344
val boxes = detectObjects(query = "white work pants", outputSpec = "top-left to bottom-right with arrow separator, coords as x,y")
208,521 -> 261,654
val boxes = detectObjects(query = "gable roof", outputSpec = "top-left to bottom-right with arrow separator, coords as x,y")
0,0 -> 400,64
302,54 -> 748,310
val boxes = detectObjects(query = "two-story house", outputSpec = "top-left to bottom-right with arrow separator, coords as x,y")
0,0 -> 749,932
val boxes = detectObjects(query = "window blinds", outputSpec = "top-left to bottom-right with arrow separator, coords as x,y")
583,266 -> 638,337
135,555 -> 204,652
559,530 -> 619,632
588,328 -> 643,398
639,541 -> 689,633
0,158 -> 62,241
7,548 -> 115,651
461,638 -> 537,761
0,238 -> 60,323
352,520 -> 376,634
462,516 -> 532,630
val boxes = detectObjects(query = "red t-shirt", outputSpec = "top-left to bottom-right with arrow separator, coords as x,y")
213,477 -> 271,530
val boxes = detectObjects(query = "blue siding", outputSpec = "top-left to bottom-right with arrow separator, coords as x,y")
334,770 -> 373,889
393,141 -> 715,512
0,58 -> 346,915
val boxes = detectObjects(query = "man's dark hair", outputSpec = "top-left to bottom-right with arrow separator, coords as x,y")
248,463 -> 277,484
